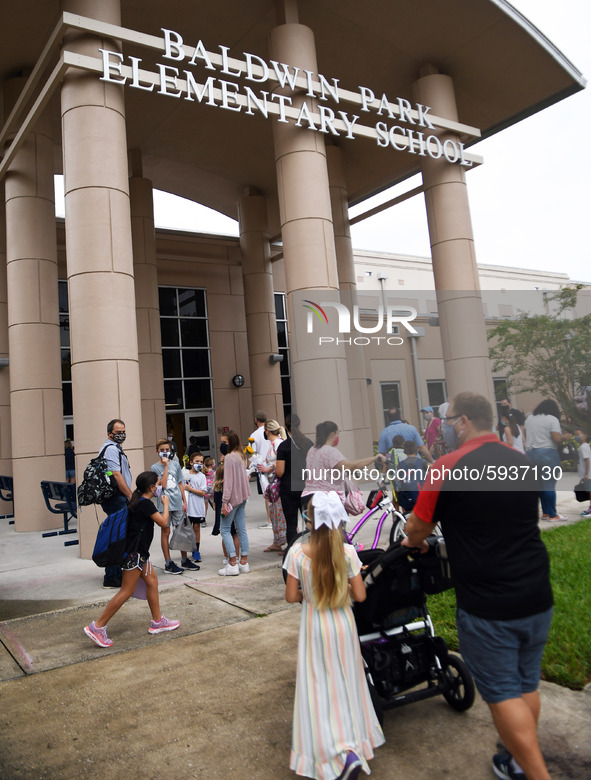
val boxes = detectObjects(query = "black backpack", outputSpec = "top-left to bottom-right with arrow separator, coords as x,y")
77,445 -> 120,507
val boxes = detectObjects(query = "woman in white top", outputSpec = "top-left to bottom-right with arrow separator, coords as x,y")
524,399 -> 564,521
257,419 -> 287,552
502,412 -> 525,453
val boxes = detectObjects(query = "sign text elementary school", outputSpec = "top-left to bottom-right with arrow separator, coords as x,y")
99,27 -> 477,167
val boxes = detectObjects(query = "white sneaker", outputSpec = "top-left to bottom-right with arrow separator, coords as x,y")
218,563 -> 239,576
238,561 -> 250,573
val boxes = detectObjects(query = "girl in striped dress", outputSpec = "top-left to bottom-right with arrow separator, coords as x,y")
283,491 -> 384,780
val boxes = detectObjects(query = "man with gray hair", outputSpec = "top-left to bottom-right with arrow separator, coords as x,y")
403,392 -> 553,780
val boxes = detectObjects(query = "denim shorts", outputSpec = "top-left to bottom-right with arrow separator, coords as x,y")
456,606 -> 553,703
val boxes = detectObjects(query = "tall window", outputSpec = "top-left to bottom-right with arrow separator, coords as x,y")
59,281 -> 73,439
493,377 -> 509,401
275,293 -> 292,417
426,380 -> 447,416
380,382 -> 401,425
159,287 -> 212,410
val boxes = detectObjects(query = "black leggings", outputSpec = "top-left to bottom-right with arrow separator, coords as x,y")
280,490 -> 304,545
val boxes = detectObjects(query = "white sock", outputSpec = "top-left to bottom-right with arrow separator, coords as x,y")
510,757 -> 524,774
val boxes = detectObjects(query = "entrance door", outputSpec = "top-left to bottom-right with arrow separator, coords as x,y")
184,411 -> 215,457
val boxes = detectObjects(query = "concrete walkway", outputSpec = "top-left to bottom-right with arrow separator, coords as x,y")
0,485 -> 589,779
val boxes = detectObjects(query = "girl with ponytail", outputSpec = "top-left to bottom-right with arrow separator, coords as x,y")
84,471 -> 180,648
283,492 -> 384,780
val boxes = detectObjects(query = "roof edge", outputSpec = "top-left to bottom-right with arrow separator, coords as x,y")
491,0 -> 586,87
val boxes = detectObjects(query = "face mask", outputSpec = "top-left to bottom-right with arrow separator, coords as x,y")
443,418 -> 461,450
159,450 -> 171,460
333,435 -> 340,447
153,485 -> 163,498
167,436 -> 173,441
574,435 -> 582,444
193,463 -> 203,471
220,442 -> 229,455
112,431 -> 126,444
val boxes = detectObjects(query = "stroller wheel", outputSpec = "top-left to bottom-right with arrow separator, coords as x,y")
442,654 -> 475,711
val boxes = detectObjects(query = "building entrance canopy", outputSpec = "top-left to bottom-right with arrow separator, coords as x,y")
0,1 -> 584,232
0,0 -> 585,554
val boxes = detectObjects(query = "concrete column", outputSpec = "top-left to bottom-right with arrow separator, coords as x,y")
414,68 -> 494,403
326,145 -> 373,452
4,82 -> 64,531
129,166 -> 166,468
0,186 -> 12,482
238,193 -> 284,422
269,23 -> 355,450
61,0 -> 144,557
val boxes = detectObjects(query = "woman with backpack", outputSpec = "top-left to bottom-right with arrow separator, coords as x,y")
83,471 -> 180,648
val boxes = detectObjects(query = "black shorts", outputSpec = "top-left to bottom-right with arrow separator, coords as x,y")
188,516 -> 205,525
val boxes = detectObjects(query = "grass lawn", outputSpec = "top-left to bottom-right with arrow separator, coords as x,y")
426,518 -> 591,690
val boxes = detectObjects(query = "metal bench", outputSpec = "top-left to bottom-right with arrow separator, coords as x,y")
40,481 -> 79,546
0,474 -> 14,523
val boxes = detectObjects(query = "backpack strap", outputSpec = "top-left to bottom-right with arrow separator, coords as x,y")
99,442 -> 123,470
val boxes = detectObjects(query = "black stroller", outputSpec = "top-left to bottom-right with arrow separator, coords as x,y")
354,537 -> 475,722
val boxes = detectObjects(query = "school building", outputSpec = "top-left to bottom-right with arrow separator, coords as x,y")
0,0 -> 585,556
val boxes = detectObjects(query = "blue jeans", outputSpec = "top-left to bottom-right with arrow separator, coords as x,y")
220,500 -> 249,559
100,493 -> 128,582
526,447 -> 560,516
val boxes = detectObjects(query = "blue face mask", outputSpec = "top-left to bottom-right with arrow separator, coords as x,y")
193,463 -> 203,471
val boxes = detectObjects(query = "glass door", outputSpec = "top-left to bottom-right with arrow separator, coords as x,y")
184,411 -> 215,457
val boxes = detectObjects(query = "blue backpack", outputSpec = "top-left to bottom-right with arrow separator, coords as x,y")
92,506 -> 129,568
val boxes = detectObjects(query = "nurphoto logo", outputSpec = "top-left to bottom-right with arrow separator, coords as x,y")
303,300 -> 417,346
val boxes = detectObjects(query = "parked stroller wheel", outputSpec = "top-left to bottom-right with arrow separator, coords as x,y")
365,671 -> 384,726
442,653 -> 475,711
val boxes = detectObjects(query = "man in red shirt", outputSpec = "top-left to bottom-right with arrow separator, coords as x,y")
403,392 -> 553,780
421,405 -> 441,450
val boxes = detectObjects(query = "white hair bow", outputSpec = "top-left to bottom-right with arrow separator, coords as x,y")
311,491 -> 348,530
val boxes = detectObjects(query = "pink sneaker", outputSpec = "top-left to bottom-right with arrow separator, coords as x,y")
148,615 -> 180,634
84,621 -> 113,648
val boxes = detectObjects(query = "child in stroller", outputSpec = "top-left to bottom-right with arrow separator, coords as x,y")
354,537 -> 475,721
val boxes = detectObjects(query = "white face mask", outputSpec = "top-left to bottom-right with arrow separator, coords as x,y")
159,450 -> 172,459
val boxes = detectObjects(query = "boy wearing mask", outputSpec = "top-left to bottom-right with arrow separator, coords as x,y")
151,438 -> 199,574
185,452 -> 207,564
